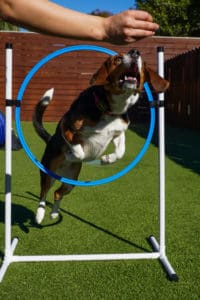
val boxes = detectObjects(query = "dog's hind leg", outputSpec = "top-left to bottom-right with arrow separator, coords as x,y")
50,183 -> 73,219
50,162 -> 82,219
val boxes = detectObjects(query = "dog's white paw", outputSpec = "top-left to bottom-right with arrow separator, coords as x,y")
50,212 -> 59,219
101,153 -> 117,165
35,207 -> 46,224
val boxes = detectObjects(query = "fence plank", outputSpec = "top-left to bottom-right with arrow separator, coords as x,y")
165,47 -> 200,129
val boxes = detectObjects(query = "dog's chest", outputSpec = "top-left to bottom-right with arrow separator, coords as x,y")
80,116 -> 128,157
111,93 -> 139,114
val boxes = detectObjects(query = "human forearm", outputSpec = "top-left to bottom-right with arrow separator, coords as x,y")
0,0 -> 106,40
0,0 -> 159,44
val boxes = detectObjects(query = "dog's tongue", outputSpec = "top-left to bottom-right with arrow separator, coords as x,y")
125,76 -> 137,83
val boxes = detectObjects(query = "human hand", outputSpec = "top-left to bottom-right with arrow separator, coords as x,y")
103,10 -> 159,44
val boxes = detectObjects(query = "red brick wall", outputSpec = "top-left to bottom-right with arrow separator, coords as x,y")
0,32 -> 200,121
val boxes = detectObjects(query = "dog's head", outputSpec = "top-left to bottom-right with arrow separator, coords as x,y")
90,49 -> 169,94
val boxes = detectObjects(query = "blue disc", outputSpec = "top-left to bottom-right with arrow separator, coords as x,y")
0,111 -> 6,145
15,45 -> 155,186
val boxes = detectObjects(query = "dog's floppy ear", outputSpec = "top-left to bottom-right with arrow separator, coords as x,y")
144,63 -> 169,93
90,57 -> 112,85
90,62 -> 109,85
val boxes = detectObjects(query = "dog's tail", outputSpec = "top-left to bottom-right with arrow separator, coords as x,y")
32,88 -> 54,144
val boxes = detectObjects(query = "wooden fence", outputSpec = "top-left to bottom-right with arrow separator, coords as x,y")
165,47 -> 200,129
0,32 -> 200,123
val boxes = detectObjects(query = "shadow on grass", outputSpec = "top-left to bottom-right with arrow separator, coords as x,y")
0,192 -> 63,233
0,189 -> 150,253
0,199 -> 35,233
27,191 -> 150,253
131,122 -> 200,174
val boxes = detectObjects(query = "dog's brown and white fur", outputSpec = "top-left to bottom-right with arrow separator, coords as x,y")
33,49 -> 169,224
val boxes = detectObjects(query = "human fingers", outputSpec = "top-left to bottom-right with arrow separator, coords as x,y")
122,29 -> 156,43
130,19 -> 159,32
129,9 -> 154,22
123,10 -> 159,31
103,10 -> 159,45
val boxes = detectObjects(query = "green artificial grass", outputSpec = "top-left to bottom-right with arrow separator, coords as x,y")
0,122 -> 199,299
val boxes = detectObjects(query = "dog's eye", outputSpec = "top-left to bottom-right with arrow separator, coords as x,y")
115,57 -> 123,65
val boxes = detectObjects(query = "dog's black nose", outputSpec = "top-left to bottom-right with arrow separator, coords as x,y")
128,49 -> 140,58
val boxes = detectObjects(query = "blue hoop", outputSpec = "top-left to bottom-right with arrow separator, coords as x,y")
15,45 -> 155,187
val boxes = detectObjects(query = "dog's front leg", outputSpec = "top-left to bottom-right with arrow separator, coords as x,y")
101,131 -> 125,164
36,174 -> 54,224
64,144 -> 85,162
36,198 -> 46,224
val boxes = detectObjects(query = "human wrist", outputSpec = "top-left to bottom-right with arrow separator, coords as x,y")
88,15 -> 109,42
100,16 -> 112,42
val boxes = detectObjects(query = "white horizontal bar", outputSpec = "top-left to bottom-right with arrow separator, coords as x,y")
11,252 -> 160,263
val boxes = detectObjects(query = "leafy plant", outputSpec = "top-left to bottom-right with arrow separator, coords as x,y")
136,0 -> 200,36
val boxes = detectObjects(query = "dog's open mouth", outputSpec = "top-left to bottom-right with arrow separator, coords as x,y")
119,65 -> 140,90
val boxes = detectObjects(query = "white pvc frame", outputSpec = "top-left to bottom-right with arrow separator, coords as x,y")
0,44 -> 178,282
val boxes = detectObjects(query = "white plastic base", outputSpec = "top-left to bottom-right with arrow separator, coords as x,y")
148,235 -> 179,281
0,237 -> 18,282
0,236 -> 178,282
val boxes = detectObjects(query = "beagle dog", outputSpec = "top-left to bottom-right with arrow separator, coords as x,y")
33,49 -> 169,224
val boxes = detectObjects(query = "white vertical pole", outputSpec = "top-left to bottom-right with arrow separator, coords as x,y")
146,47 -> 178,281
0,43 -> 18,283
5,43 -> 13,258
157,47 -> 166,257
